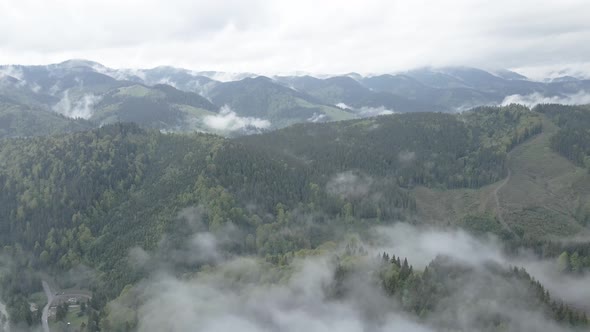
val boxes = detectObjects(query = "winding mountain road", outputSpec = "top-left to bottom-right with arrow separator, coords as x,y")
42,281 -> 54,332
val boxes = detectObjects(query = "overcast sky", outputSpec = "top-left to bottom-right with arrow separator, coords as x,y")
1,0 -> 590,78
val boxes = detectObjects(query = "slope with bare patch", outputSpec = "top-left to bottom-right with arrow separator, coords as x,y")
413,115 -> 590,239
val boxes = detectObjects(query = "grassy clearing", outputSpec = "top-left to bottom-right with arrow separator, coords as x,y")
175,104 -> 217,118
319,105 -> 357,121
114,85 -> 164,98
295,98 -> 356,122
49,305 -> 88,331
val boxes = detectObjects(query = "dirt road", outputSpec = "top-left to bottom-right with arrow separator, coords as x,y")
42,281 -> 54,332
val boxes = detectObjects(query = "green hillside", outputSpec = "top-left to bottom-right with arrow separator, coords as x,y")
209,76 -> 355,127
0,105 -> 589,330
91,84 -> 218,130
0,100 -> 91,138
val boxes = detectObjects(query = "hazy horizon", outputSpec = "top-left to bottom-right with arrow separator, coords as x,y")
2,58 -> 588,83
2,0 -> 590,80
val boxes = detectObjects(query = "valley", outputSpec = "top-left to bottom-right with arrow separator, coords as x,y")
3,1 -> 590,330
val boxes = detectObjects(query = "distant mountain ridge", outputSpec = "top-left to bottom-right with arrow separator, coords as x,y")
1,60 -> 590,138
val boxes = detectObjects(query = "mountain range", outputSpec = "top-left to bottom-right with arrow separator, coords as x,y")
2,60 -> 590,331
2,59 -> 590,138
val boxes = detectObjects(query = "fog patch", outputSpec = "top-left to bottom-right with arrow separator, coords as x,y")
326,171 -> 373,199
57,264 -> 98,290
190,81 -> 218,100
373,224 -> 590,313
355,106 -> 395,117
0,66 -> 27,89
501,91 -> 590,108
515,63 -> 590,82
516,257 -> 590,312
128,247 -> 151,271
128,207 -> 244,272
91,65 -> 147,82
371,223 -> 505,269
453,103 -> 495,113
307,112 -> 328,123
398,151 -> 416,163
0,66 -> 24,81
198,72 -> 257,83
335,102 -> 351,110
204,105 -> 271,132
128,220 -> 586,332
0,255 -> 12,332
28,82 -> 42,93
155,77 -> 178,89
52,90 -> 101,119
136,255 -> 431,332
0,300 -> 8,332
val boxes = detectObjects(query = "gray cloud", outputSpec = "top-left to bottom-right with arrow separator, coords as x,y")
335,103 -> 351,110
52,90 -> 101,119
0,65 -> 24,81
0,1 -> 270,52
501,91 -> 590,107
335,104 -> 395,118
326,171 -> 373,199
398,151 -> 416,163
122,219 -> 589,332
307,112 -> 328,123
372,223 -> 590,313
204,105 -> 271,132
0,300 -> 7,332
135,256 -> 433,332
514,257 -> 590,311
1,1 -> 590,76
355,106 -> 395,117
371,223 -> 505,269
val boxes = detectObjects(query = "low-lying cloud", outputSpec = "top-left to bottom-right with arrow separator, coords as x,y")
371,223 -> 505,269
204,105 -> 271,132
326,171 -> 373,199
398,151 -> 416,163
124,218 -> 590,332
335,102 -> 351,110
136,256 -> 433,332
372,223 -> 590,314
52,90 -> 101,119
307,112 -> 328,123
501,90 -> 590,107
0,301 -> 8,332
0,66 -> 28,90
0,66 -> 24,81
355,106 -> 395,117
336,104 -> 395,118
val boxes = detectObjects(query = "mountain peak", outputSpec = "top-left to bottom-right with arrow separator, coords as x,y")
56,59 -> 105,69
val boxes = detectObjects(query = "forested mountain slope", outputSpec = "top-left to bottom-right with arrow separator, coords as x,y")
0,104 -> 589,331
89,84 -> 219,130
274,75 -> 445,113
240,104 -> 542,189
208,76 -> 356,127
535,104 -> 590,171
0,100 -> 92,138
4,60 -> 590,140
